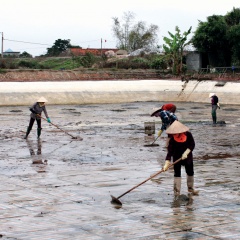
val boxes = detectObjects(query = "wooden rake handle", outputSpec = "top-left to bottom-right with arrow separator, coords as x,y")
37,114 -> 76,138
150,135 -> 160,145
116,157 -> 182,200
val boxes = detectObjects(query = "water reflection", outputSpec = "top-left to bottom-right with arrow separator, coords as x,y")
170,194 -> 195,234
171,194 -> 193,208
26,139 -> 47,172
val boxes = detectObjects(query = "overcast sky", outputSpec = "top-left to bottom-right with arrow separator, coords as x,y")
1,0 -> 239,56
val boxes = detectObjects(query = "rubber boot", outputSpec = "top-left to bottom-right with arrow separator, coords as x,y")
212,115 -> 217,124
174,177 -> 181,197
24,127 -> 31,139
187,175 -> 199,195
37,128 -> 42,139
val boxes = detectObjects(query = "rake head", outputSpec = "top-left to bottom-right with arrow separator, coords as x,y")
110,195 -> 122,206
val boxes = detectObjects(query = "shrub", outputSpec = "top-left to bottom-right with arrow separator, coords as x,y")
150,56 -> 168,70
0,60 -> 7,69
18,60 -> 38,68
80,53 -> 97,68
9,61 -> 18,69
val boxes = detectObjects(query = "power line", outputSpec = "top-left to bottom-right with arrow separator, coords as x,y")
5,38 -> 116,46
4,39 -> 51,46
15,47 -> 48,51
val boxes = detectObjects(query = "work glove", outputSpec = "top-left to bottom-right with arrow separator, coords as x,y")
158,129 -> 163,137
47,118 -> 51,123
182,148 -> 191,160
163,160 -> 171,171
217,103 -> 220,109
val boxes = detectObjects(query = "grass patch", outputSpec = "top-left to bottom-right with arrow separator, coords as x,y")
0,68 -> 7,74
38,58 -> 79,70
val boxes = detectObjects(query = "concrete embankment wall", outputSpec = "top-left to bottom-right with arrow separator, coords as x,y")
0,80 -> 239,106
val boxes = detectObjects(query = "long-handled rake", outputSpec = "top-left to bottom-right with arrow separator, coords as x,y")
111,157 -> 182,205
37,114 -> 82,140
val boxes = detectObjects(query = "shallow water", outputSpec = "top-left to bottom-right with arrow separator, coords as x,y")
0,101 -> 239,239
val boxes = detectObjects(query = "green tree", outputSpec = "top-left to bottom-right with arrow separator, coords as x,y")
225,7 -> 240,26
112,11 -> 159,52
163,26 -> 192,74
19,51 -> 33,58
227,25 -> 240,64
46,39 -> 72,56
192,15 -> 231,67
225,8 -> 240,64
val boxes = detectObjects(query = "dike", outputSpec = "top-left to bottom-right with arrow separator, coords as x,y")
0,70 -> 239,106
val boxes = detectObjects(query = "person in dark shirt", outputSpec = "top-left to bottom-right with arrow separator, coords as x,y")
162,121 -> 198,197
24,97 -> 51,139
209,93 -> 220,124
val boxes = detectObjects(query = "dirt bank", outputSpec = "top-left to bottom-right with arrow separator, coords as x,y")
1,79 -> 240,106
0,69 -> 239,82
0,69 -> 179,81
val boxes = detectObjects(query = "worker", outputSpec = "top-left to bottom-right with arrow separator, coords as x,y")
162,121 -> 198,197
161,103 -> 177,113
209,93 -> 220,124
24,97 -> 51,139
151,104 -> 178,146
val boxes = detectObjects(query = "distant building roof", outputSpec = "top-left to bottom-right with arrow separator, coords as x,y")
4,48 -> 13,53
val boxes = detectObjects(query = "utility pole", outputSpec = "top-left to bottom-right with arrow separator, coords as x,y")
101,38 -> 102,56
1,32 -> 3,59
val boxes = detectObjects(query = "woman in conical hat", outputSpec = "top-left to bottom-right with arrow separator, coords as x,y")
24,97 -> 51,139
163,121 -> 198,196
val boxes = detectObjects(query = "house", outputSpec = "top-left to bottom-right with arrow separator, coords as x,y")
3,48 -> 20,57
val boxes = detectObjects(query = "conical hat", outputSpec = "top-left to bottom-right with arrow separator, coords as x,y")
151,106 -> 163,116
209,93 -> 215,98
166,121 -> 189,134
37,97 -> 48,102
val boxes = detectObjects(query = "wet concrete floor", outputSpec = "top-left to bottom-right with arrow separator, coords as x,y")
0,101 -> 239,239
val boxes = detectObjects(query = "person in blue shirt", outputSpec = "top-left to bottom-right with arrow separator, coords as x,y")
151,106 -> 178,146
24,97 -> 51,139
